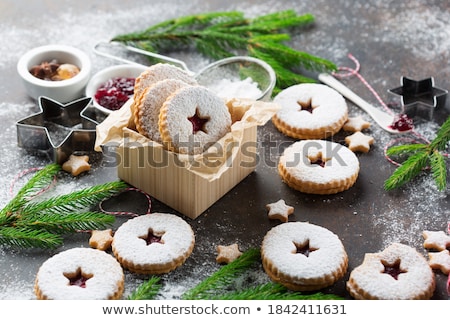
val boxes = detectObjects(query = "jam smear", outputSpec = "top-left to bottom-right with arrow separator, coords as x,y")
389,113 -> 414,132
294,241 -> 317,257
297,100 -> 314,113
382,259 -> 406,280
310,159 -> 326,167
94,77 -> 135,111
188,109 -> 209,134
308,151 -> 327,167
64,268 -> 92,288
141,229 -> 164,245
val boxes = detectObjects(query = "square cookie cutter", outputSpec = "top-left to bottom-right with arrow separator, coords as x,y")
388,76 -> 448,120
16,96 -> 102,164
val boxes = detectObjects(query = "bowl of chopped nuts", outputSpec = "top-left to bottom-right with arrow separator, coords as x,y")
17,44 -> 91,103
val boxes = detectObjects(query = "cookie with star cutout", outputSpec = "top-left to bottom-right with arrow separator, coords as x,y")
346,243 -> 435,299
261,221 -> 348,291
278,140 -> 359,194
158,85 -> 232,155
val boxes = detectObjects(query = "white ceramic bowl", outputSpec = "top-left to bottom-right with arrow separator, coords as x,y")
17,44 -> 91,103
85,64 -> 148,114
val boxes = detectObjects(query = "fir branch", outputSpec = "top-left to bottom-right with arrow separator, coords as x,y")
385,143 -> 428,157
127,277 -> 162,300
1,164 -> 60,219
181,248 -> 261,300
0,164 -> 129,249
385,116 -> 450,191
112,10 -> 336,94
430,150 -> 447,191
0,226 -> 62,249
20,180 -> 129,216
15,211 -> 115,234
384,151 -> 429,190
211,283 -> 343,300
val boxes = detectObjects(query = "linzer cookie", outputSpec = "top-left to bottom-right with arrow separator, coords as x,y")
346,243 -> 435,299
134,79 -> 191,143
133,63 -> 198,101
272,83 -> 348,139
261,222 -> 348,291
278,140 -> 359,194
131,63 -> 198,118
112,213 -> 195,274
159,85 -> 232,155
34,247 -> 124,300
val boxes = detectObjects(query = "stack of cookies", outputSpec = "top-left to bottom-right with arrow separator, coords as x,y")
132,63 -> 232,155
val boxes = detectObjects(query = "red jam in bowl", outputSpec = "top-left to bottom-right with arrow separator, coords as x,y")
94,77 -> 135,111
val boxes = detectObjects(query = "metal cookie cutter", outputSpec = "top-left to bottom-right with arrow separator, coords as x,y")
388,76 -> 448,120
16,96 -> 100,164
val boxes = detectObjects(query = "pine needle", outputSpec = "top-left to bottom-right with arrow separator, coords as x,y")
112,10 -> 336,94
127,277 -> 162,300
211,283 -> 343,300
16,211 -> 115,234
385,116 -> 450,190
0,164 -> 129,249
430,150 -> 447,191
181,248 -> 261,300
384,151 -> 429,190
0,226 -> 62,249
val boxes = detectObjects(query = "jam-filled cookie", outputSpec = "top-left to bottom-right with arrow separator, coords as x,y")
159,85 -> 232,155
278,139 -> 360,194
34,247 -> 124,300
112,213 -> 195,274
347,243 -> 435,299
134,79 -> 191,143
272,83 -> 348,139
261,221 -> 348,291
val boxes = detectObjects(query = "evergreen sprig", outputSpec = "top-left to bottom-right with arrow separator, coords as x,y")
0,164 -> 128,249
112,10 -> 337,94
128,248 -> 343,300
384,116 -> 450,191
127,276 -> 162,300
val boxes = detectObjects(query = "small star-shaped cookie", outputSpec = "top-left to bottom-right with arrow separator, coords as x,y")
428,250 -> 450,274
266,199 -> 294,222
343,116 -> 371,132
423,230 -> 450,251
216,243 -> 242,264
89,229 -> 113,251
62,154 -> 91,176
344,131 -> 374,153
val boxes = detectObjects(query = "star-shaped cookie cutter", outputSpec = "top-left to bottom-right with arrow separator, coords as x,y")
16,96 -> 100,164
388,76 -> 448,120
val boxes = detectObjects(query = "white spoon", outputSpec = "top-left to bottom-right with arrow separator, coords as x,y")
318,73 -> 412,134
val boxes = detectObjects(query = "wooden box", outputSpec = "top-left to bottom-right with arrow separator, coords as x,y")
116,124 -> 257,219
96,98 -> 279,219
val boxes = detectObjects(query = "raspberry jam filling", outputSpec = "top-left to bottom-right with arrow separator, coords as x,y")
94,77 -> 135,111
188,109 -> 209,134
64,268 -> 92,288
389,113 -> 414,132
294,241 -> 317,257
141,229 -> 164,245
382,260 -> 406,280
297,100 -> 314,113
308,151 -> 328,167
